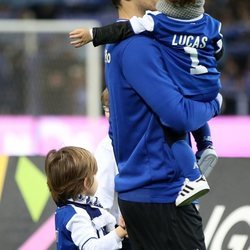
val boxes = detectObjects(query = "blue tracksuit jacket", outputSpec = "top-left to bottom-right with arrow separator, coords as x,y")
105,33 -> 220,203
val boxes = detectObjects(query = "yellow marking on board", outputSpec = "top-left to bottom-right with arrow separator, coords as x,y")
0,156 -> 8,201
15,156 -> 50,222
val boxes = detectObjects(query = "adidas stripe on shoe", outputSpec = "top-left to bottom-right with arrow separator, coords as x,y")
175,176 -> 210,207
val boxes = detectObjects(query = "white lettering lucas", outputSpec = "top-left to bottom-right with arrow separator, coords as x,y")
172,34 -> 208,49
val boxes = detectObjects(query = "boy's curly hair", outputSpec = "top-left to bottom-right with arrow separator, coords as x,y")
45,146 -> 97,205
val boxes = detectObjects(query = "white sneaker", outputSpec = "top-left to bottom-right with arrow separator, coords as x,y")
196,146 -> 218,178
175,176 -> 210,207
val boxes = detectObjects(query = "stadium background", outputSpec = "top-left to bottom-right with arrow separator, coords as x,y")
0,0 -> 249,249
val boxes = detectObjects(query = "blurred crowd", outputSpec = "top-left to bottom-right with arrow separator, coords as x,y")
0,0 -> 249,115
206,0 -> 250,114
0,33 -> 87,115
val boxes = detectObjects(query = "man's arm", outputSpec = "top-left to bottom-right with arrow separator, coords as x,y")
122,36 -> 221,132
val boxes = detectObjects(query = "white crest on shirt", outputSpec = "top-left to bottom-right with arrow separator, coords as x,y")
105,49 -> 111,63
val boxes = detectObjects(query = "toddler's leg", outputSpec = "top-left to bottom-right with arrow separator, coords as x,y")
192,123 -> 218,177
171,140 -> 200,181
163,127 -> 210,206
192,123 -> 212,152
164,127 -> 200,181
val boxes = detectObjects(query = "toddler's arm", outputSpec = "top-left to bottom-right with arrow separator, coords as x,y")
69,28 -> 93,48
92,21 -> 134,47
214,39 -> 224,61
69,22 -> 134,48
69,13 -> 155,48
92,14 -> 155,46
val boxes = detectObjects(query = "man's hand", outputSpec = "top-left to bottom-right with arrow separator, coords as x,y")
69,28 -> 93,48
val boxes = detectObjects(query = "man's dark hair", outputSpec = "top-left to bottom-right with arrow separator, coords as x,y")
112,0 -> 121,9
169,0 -> 196,7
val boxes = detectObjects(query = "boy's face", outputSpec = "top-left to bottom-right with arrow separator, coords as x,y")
103,106 -> 110,119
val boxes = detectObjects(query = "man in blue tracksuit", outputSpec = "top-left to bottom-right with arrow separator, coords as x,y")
70,0 -> 223,206
69,0 -> 223,206
104,0 -> 221,249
